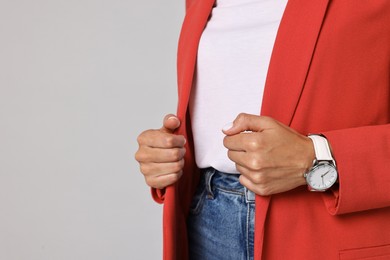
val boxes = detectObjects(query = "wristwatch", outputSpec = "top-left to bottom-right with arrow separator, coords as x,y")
304,134 -> 338,192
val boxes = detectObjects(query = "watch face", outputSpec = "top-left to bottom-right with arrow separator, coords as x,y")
307,163 -> 338,191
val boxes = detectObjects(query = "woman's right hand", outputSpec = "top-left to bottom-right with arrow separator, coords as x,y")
135,114 -> 186,189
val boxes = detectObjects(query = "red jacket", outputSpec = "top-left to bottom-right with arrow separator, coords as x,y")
152,0 -> 390,259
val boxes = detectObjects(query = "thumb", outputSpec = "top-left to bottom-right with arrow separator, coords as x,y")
161,114 -> 181,133
222,113 -> 270,136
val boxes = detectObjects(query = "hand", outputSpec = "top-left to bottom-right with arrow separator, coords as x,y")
223,113 -> 315,196
135,114 -> 186,189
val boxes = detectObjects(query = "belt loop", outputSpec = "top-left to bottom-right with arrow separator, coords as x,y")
205,168 -> 216,199
245,188 -> 255,203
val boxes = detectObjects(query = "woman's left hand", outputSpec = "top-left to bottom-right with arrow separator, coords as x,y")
223,113 -> 315,196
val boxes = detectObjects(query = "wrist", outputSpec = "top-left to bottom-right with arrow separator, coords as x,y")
296,136 -> 316,187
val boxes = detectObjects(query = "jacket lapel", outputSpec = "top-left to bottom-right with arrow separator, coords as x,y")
261,0 -> 330,126
255,1 -> 330,259
176,0 -> 215,120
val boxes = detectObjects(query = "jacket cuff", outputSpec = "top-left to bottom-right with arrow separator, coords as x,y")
151,187 -> 166,204
322,186 -> 340,215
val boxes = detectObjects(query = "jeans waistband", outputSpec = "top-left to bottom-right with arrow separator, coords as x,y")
201,168 -> 255,203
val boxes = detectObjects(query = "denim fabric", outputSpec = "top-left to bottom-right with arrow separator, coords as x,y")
187,168 -> 255,260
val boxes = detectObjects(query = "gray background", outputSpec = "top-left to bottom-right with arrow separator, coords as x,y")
0,0 -> 184,259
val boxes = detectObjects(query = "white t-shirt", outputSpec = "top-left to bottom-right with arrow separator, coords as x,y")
189,0 -> 288,173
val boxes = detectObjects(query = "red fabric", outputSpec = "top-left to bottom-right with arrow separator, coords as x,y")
153,0 -> 390,259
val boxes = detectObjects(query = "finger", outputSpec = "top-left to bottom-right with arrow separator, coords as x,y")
146,172 -> 183,189
240,177 -> 269,196
135,146 -> 186,163
137,130 -> 186,148
223,113 -> 275,136
239,175 -> 271,196
224,132 -> 262,152
226,149 -> 248,168
224,134 -> 245,151
239,175 -> 258,193
140,160 -> 185,177
161,114 -> 181,133
236,164 -> 267,185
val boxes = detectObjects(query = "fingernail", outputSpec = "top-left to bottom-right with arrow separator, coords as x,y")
222,122 -> 233,132
167,116 -> 177,121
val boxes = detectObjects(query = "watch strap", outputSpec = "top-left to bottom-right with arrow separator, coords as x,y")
308,134 -> 334,163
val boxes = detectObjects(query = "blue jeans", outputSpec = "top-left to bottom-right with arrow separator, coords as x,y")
187,168 -> 255,260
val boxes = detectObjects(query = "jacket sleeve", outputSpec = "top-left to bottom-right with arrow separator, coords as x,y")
321,124 -> 390,215
186,0 -> 195,10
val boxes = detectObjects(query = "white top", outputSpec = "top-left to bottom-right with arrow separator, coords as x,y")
190,0 -> 287,173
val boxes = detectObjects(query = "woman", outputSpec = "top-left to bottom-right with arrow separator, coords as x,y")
135,0 -> 390,259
